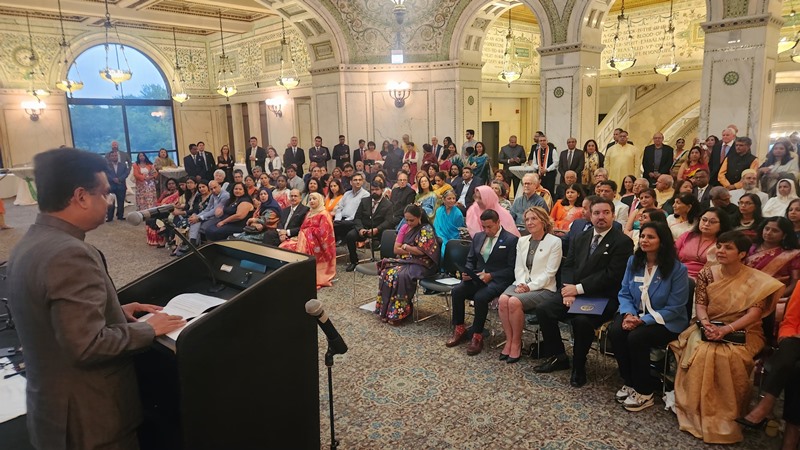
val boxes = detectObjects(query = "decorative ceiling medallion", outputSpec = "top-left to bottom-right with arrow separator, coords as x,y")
586,85 -> 593,97
554,86 -> 565,98
467,95 -> 475,106
13,47 -> 37,67
723,71 -> 739,86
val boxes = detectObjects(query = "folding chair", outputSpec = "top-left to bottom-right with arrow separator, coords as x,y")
414,239 -> 470,323
352,230 -> 397,305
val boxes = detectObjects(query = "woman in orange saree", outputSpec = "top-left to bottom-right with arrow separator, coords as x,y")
671,231 -> 784,444
279,192 -> 336,289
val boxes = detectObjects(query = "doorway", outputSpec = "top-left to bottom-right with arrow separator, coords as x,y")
481,121 -> 500,173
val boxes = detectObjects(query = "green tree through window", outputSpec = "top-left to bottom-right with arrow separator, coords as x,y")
67,45 -> 177,162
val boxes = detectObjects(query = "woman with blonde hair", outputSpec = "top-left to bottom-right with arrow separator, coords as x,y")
497,206 -> 562,363
279,192 -> 337,288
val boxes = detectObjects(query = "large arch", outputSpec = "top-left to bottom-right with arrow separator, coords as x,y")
254,0 -> 348,66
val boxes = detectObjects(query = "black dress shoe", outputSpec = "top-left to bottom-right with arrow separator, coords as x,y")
570,367 -> 587,387
345,263 -> 357,272
506,356 -> 521,364
534,355 -> 570,373
498,353 -> 509,361
528,342 -> 558,360
735,417 -> 767,430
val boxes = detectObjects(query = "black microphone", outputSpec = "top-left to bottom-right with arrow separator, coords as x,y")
305,299 -> 348,356
126,204 -> 175,226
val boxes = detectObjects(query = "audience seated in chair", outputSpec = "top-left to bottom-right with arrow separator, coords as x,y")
609,221 -> 689,406
532,197 -> 633,387
466,185 -> 520,238
201,182 -> 254,241
279,192 -> 337,289
264,189 -> 308,247
333,172 -> 370,241
497,207 -> 561,364
446,209 -> 518,356
376,204 -> 440,324
433,190 -> 465,258
670,231 -> 784,444
344,179 -> 395,272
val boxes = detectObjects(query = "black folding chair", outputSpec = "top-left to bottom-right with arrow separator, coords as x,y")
352,230 -> 397,306
414,239 -> 471,323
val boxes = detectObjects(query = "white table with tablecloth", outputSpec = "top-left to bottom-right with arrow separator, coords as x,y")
7,167 -> 37,206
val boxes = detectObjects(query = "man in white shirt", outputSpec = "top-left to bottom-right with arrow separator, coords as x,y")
333,172 -> 370,241
729,169 -> 768,205
286,166 -> 305,192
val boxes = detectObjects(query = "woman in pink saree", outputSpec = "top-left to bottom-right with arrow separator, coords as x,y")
279,192 -> 336,289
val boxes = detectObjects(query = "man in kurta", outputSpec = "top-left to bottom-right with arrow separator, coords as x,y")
605,130 -> 642,186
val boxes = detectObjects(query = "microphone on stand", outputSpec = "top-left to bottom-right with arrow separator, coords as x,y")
126,205 -> 175,226
305,299 -> 348,356
125,204 -> 225,293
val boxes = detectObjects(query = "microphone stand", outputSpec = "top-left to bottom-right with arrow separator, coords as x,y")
324,347 -> 340,450
162,220 -> 225,293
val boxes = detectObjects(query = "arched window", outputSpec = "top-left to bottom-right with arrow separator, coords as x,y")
67,44 -> 177,162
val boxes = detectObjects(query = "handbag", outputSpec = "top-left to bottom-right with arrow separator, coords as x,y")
243,225 -> 260,234
696,320 -> 746,345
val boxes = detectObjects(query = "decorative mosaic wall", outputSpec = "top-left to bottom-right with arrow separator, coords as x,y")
481,21 -> 541,82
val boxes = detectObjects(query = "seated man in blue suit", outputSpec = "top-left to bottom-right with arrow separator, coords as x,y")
446,209 -> 518,356
535,197 -> 633,387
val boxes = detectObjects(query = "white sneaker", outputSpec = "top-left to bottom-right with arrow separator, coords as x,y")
615,385 -> 633,404
623,390 -> 654,412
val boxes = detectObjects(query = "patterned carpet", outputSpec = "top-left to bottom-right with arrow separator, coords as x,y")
0,199 -> 781,449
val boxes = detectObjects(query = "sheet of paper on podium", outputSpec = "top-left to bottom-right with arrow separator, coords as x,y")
138,293 -> 226,347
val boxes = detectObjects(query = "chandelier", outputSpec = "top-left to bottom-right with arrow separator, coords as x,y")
55,0 -> 83,96
654,0 -> 680,80
171,28 -> 189,104
216,11 -> 237,100
23,12 -> 50,99
780,2 -> 799,54
607,0 -> 636,77
497,9 -> 523,87
99,0 -> 132,89
276,19 -> 299,94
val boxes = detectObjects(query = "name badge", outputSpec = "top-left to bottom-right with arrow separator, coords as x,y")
499,245 -> 507,249
633,276 -> 645,283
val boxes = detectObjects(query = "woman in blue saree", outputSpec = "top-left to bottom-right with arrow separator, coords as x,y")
433,189 -> 464,257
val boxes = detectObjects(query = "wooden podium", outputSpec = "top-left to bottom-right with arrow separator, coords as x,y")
118,241 -> 320,450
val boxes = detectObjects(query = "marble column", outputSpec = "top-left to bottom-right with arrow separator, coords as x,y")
229,103 -> 245,163
537,44 -> 601,149
699,6 -> 783,157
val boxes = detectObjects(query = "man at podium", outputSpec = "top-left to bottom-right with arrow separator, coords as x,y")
7,148 -> 185,450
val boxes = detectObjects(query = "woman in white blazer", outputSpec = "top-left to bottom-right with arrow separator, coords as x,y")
498,206 -> 563,363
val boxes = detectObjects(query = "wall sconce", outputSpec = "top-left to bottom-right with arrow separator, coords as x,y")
22,100 -> 46,121
265,98 -> 286,118
387,81 -> 410,108
390,0 -> 407,25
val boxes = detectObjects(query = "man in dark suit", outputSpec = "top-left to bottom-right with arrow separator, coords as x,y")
709,127 -> 736,186
309,136 -> 331,170
264,189 -> 309,246
453,166 -> 480,214
553,170 -> 580,201
105,149 -> 130,221
691,169 -> 712,211
245,136 -> 267,177
557,137 -> 585,181
284,135 -> 306,176
352,139 -> 367,166
8,148 -> 184,450
344,179 -> 395,271
642,132 -> 674,186
184,142 -> 214,181
561,196 -> 623,259
446,209 -> 518,356
390,170 -> 416,226
332,135 -> 351,169
535,197 -> 633,387
431,136 -> 444,160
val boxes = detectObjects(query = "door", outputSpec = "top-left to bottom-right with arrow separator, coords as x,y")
481,121 -> 500,173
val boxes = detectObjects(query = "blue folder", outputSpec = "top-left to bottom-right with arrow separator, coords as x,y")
568,297 -> 609,315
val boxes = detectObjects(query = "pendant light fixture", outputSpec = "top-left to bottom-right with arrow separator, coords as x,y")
170,28 -> 189,104
216,10 -> 237,100
276,19 -> 299,94
780,1 -> 799,54
607,0 -> 636,77
497,9 -> 523,87
23,12 -> 50,99
54,0 -> 83,97
99,0 -> 132,89
654,0 -> 680,80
